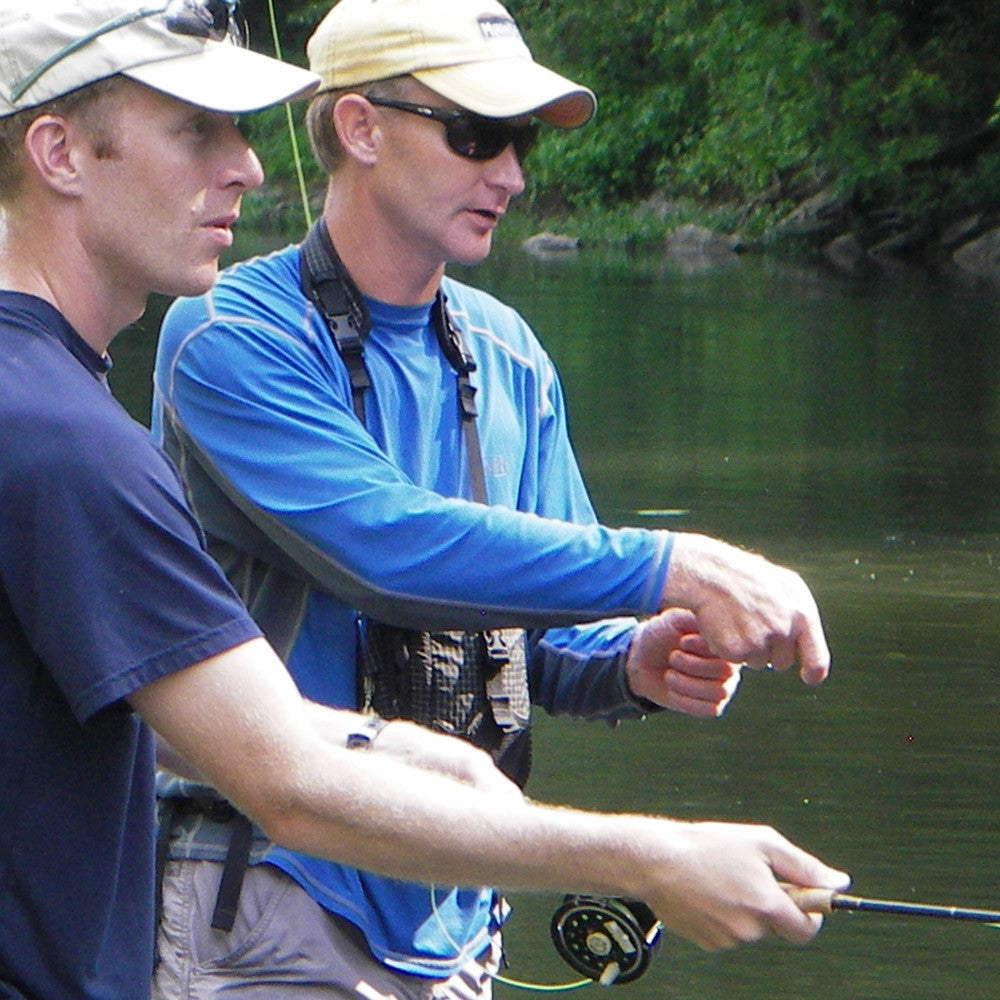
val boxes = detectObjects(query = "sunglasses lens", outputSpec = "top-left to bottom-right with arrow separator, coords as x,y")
446,116 -> 539,161
445,117 -> 499,159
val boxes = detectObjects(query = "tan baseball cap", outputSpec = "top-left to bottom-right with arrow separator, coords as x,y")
306,0 -> 596,128
0,0 -> 320,118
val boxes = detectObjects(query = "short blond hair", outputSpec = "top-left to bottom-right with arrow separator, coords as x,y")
0,77 -> 124,202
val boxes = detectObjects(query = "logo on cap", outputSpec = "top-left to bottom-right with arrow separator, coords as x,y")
478,15 -> 521,42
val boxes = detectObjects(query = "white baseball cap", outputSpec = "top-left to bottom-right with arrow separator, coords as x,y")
0,0 -> 320,117
306,0 -> 596,128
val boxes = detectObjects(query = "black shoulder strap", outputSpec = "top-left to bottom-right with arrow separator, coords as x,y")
299,221 -> 488,504
299,219 -> 371,422
434,297 -> 487,505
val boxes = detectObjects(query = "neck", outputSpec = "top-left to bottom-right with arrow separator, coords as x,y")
0,205 -> 144,355
321,183 -> 444,306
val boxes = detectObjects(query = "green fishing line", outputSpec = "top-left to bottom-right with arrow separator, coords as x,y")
266,0 -> 313,227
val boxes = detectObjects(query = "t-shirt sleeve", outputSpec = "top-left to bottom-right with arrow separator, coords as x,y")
0,406 -> 261,722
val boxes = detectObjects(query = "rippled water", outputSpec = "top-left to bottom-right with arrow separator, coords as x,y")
460,245 -> 1000,1000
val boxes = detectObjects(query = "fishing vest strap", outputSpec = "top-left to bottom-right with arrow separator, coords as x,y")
299,219 -> 487,505
209,814 -> 254,931
299,223 -> 531,782
300,219 -> 371,419
438,304 -> 488,506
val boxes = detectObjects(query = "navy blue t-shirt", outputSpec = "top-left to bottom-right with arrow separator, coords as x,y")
0,292 -> 262,999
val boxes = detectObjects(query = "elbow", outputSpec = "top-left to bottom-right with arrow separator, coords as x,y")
252,808 -> 312,854
231,785 -> 316,854
218,754 -> 369,862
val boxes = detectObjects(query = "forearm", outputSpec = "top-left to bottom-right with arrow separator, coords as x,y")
212,751 -> 848,958
531,622 -> 654,724
135,644 -> 623,892
168,714 -> 670,903
223,469 -> 670,631
131,638 -> 848,953
261,742 -> 637,892
164,354 -> 670,629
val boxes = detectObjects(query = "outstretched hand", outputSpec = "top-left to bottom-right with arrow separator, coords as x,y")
661,533 -> 831,684
626,607 -> 742,717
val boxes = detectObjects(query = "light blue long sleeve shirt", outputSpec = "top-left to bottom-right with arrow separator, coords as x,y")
152,243 -> 672,975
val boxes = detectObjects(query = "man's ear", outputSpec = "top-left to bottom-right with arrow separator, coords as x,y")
22,114 -> 85,196
333,94 -> 380,167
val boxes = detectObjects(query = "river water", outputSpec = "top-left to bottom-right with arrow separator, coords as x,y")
113,233 -> 1000,1000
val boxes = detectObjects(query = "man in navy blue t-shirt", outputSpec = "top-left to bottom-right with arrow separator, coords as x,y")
0,5 -> 520,997
0,3 -> 849,999
0,6 -> 316,997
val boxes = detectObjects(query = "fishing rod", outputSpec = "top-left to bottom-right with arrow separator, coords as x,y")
786,886 -> 1000,925
498,887 -> 1000,993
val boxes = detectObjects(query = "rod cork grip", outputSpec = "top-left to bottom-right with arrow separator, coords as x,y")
783,885 -> 836,914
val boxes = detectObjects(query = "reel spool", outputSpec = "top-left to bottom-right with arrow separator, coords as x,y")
549,896 -> 662,987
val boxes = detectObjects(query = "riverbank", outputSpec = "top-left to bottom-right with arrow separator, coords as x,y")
242,173 -> 1000,285
515,188 -> 1000,285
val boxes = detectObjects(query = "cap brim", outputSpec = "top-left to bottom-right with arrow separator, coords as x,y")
125,42 -> 319,115
413,58 -> 595,128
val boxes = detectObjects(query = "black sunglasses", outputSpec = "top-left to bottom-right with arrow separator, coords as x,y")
8,0 -> 246,105
365,97 -> 539,162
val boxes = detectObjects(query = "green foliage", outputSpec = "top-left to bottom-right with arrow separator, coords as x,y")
250,0 -> 1000,240
511,0 -> 1000,229
240,104 -> 323,231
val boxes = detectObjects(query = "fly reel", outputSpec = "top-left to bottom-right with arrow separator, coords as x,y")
549,896 -> 662,986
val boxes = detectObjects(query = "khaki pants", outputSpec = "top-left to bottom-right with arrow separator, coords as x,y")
154,861 -> 500,1000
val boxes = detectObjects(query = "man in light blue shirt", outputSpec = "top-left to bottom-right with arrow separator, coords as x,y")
152,1 -> 842,998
